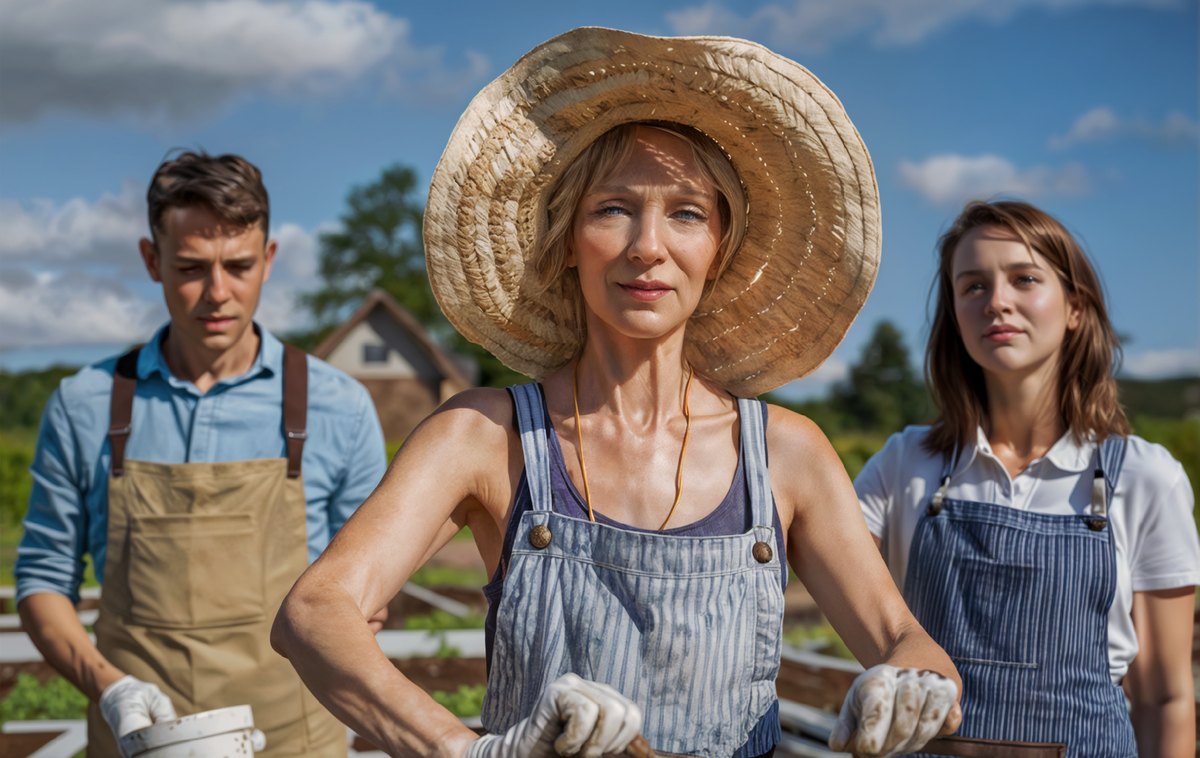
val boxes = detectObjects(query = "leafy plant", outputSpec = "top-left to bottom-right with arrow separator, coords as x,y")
0,674 -> 88,723
431,685 -> 487,717
409,565 -> 488,588
406,609 -> 485,631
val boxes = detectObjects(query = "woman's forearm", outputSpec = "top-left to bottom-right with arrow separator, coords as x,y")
271,581 -> 477,758
1130,695 -> 1195,758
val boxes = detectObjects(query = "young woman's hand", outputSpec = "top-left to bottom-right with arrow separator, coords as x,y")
463,674 -> 643,758
829,665 -> 961,756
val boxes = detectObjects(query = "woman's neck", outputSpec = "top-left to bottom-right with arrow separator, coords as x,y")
574,326 -> 692,425
982,359 -> 1066,477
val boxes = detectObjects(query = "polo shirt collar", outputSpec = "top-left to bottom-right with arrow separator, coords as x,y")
955,424 -> 1096,477
137,321 -> 279,391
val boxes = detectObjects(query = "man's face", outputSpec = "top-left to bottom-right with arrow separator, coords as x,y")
140,205 -> 276,354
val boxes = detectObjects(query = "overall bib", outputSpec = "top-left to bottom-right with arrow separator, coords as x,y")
481,384 -> 784,757
903,437 -> 1136,758
86,345 -> 345,758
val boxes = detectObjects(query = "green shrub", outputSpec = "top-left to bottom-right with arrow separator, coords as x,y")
431,685 -> 486,717
782,622 -> 856,662
405,609 -> 485,631
0,674 -> 88,723
0,435 -> 35,528
409,565 -> 488,588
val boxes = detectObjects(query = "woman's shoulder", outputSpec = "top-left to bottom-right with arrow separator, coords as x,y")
1113,433 -> 1189,492
410,386 -> 518,449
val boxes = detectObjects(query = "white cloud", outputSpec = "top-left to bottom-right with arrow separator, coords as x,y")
1122,348 -> 1200,378
1050,106 -> 1199,149
899,153 -> 1093,206
666,0 -> 1182,53
0,180 -> 147,272
255,222 -> 325,334
0,269 -> 165,349
0,0 -> 488,124
772,357 -> 849,401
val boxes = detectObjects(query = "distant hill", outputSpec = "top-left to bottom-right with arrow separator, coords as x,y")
1118,376 -> 1200,420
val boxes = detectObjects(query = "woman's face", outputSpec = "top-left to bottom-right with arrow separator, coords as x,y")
951,224 -> 1081,382
568,126 -> 723,343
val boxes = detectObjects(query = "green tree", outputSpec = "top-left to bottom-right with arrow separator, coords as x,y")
830,321 -> 930,433
295,164 -> 523,387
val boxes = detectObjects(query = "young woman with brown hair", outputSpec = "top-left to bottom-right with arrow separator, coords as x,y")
856,200 -> 1199,757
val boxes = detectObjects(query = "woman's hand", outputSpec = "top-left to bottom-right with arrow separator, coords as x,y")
829,665 -> 961,757
463,674 -> 643,758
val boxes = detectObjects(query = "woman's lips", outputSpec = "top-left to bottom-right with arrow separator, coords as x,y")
619,281 -> 670,301
984,325 -> 1022,342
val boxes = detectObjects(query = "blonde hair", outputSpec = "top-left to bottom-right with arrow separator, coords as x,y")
924,200 -> 1130,457
528,122 -> 747,326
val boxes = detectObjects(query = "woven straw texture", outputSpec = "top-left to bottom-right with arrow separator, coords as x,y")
425,27 -> 880,397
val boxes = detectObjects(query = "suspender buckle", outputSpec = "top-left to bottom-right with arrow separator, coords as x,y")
109,425 -> 131,438
927,475 -> 950,517
286,430 -> 308,440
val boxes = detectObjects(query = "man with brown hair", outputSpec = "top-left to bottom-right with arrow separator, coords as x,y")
15,151 -> 387,757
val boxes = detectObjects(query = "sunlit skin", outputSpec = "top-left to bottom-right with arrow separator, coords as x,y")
271,127 -> 962,758
951,225 -> 1081,477
137,205 -> 276,394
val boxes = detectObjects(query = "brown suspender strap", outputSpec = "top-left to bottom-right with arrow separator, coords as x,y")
108,348 -> 141,477
283,343 -> 308,479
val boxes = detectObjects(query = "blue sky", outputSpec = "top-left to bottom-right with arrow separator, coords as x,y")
2,0 -> 1196,398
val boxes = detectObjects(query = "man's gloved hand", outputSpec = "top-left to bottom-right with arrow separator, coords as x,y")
829,665 -> 961,757
99,675 -> 178,742
463,673 -> 642,758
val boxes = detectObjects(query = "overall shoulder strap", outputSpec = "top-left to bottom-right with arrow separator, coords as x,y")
508,384 -> 553,512
108,348 -> 141,477
1098,435 -> 1128,502
738,398 -> 774,528
283,344 -> 308,480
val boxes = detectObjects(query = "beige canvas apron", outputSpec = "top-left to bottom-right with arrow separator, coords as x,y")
86,344 -> 345,758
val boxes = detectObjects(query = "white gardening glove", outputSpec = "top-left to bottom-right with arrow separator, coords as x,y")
463,673 -> 642,758
829,665 -> 960,757
99,675 -> 178,743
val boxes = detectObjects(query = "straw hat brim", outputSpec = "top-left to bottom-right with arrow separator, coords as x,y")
425,27 -> 880,397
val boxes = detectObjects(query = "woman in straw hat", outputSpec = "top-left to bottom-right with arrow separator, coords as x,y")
856,200 -> 1199,757
274,28 -> 963,758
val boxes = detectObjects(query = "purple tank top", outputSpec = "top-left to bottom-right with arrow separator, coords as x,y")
483,387 -> 788,670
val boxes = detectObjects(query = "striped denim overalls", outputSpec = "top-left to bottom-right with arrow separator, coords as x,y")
480,384 -> 785,757
902,437 -> 1136,758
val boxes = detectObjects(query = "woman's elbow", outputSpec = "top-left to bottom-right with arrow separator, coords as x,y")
270,581 -> 323,660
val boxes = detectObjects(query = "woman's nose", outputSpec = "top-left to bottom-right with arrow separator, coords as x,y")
628,216 -> 666,264
984,283 -> 1013,317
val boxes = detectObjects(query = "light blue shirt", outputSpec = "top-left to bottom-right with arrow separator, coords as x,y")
15,323 -> 388,605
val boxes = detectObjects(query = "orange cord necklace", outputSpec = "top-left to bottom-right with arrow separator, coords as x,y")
572,361 -> 694,530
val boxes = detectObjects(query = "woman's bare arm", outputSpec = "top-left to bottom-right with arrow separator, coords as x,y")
767,406 -> 962,691
271,389 -> 522,758
1125,586 -> 1195,758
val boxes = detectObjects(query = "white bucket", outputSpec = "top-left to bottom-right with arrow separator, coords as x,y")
118,705 -> 267,758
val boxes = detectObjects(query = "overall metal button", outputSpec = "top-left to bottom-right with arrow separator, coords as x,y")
752,542 -> 773,563
1086,518 -> 1107,532
528,524 -> 552,549
926,503 -> 942,517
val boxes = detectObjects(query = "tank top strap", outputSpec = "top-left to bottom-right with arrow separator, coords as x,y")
507,383 -> 554,512
737,398 -> 774,528
1098,435 -> 1128,503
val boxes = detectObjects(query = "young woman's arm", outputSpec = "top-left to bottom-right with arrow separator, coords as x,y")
1125,586 -> 1195,758
271,389 -> 522,758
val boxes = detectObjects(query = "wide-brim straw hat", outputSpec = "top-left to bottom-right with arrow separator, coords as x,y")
425,27 -> 880,397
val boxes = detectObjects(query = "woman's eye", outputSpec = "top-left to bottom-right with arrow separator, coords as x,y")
674,208 -> 706,222
1016,275 -> 1038,285
964,283 -> 984,294
599,205 -> 626,217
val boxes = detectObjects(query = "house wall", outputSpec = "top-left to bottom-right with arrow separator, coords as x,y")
359,377 -> 439,442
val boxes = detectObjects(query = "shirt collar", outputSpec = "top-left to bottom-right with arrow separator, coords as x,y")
957,424 -> 1096,476
137,321 -> 279,392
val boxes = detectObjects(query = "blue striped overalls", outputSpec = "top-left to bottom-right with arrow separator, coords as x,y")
903,437 -> 1136,758
480,384 -> 785,757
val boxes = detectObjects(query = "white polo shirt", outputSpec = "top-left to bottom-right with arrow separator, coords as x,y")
855,425 -> 1200,683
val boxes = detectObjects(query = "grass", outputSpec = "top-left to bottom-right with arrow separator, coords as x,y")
431,685 -> 486,717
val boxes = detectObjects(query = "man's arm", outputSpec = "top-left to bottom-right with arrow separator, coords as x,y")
18,592 -> 124,700
327,382 -> 387,539
16,387 -> 126,699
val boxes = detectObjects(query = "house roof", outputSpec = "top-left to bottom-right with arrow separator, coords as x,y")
311,289 -> 472,388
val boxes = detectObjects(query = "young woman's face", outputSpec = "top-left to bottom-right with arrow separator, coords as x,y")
568,126 -> 723,343
952,224 -> 1081,381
